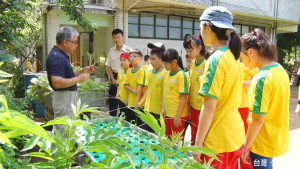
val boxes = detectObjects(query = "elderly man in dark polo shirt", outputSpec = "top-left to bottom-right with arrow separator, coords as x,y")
46,26 -> 94,136
105,29 -> 132,116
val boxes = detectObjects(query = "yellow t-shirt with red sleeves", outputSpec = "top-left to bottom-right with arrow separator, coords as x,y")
189,58 -> 206,110
248,63 -> 289,157
199,47 -> 245,153
144,68 -> 167,115
163,69 -> 189,118
117,70 -> 128,103
240,63 -> 259,108
124,66 -> 146,107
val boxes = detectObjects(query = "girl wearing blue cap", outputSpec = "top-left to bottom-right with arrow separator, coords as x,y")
193,6 -> 245,169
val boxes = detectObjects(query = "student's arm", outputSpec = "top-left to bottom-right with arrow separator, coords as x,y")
193,95 -> 217,163
135,85 -> 143,109
125,85 -> 137,94
116,86 -> 120,99
243,80 -> 251,87
51,74 -> 89,89
161,94 -> 166,117
242,113 -> 266,164
138,87 -> 147,107
174,93 -> 188,128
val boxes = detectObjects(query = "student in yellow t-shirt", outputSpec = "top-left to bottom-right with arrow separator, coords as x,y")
161,48 -> 189,140
183,34 -> 206,145
124,49 -> 147,125
241,29 -> 289,169
139,47 -> 167,132
193,6 -> 245,169
116,52 -> 131,119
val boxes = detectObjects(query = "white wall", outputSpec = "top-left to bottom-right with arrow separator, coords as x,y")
127,38 -> 188,68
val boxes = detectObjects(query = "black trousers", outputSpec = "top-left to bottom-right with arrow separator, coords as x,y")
108,73 -> 118,116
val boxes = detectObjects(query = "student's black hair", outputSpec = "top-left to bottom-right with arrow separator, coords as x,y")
241,29 -> 278,61
112,28 -> 123,36
162,49 -> 184,69
144,55 -> 150,61
150,48 -> 164,59
183,34 -> 206,56
205,47 -> 215,60
202,21 -> 241,60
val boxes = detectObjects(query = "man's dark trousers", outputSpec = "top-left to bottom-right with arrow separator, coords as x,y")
108,72 -> 118,116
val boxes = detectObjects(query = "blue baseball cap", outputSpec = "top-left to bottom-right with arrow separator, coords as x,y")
200,6 -> 235,31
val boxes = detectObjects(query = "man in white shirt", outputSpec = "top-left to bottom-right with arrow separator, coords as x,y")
105,29 -> 132,116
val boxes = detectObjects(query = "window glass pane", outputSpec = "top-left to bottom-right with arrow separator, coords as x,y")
255,27 -> 265,32
156,26 -> 167,38
169,27 -> 181,39
169,16 -> 181,27
156,14 -> 168,26
183,18 -> 193,28
128,24 -> 139,37
128,14 -> 138,24
183,29 -> 193,38
194,29 -> 200,35
194,19 -> 200,29
234,24 -> 241,35
141,25 -> 154,38
140,13 -> 154,25
242,25 -> 249,34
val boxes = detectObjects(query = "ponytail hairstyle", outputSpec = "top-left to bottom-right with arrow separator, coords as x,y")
241,29 -> 277,61
183,34 -> 206,56
202,21 -> 241,60
162,48 -> 184,69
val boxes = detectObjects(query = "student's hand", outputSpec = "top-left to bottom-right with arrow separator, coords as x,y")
192,142 -> 203,163
135,103 -> 141,110
115,94 -> 119,99
295,104 -> 300,118
78,73 -> 90,82
174,117 -> 181,128
242,148 -> 251,164
161,109 -> 166,117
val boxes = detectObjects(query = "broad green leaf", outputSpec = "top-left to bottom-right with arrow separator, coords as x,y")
0,53 -> 15,63
111,162 -> 131,169
178,146 -> 219,161
0,70 -> 12,78
0,131 -> 16,148
31,162 -> 54,169
0,95 -> 9,111
5,129 -> 30,138
0,79 -> 8,83
22,135 -> 41,152
158,165 -> 171,169
23,152 -> 54,161
42,116 -> 71,127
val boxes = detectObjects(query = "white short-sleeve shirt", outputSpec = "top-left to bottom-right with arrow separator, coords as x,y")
105,44 -> 132,73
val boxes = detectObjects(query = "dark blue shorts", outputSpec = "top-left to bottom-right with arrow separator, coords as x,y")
250,151 -> 273,169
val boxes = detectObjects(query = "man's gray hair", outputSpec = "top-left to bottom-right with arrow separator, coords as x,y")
56,26 -> 79,44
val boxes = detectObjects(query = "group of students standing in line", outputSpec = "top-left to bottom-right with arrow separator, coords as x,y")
105,6 -> 289,169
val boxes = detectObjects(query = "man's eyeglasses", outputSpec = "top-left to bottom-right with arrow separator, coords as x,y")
66,40 -> 78,45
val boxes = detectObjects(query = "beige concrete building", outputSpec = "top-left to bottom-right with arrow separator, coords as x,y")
42,0 -> 300,70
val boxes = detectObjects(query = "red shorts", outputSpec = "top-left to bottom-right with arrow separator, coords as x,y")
238,107 -> 252,169
238,107 -> 249,133
165,116 -> 187,141
201,145 -> 244,169
190,106 -> 201,145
